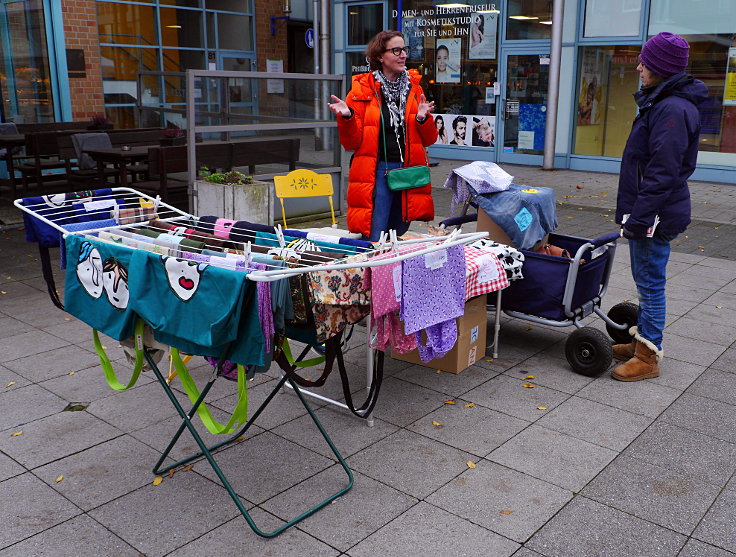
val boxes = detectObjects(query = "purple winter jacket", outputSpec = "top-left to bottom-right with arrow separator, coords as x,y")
616,72 -> 708,239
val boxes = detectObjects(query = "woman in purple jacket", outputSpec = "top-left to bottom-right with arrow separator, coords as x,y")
612,32 -> 708,382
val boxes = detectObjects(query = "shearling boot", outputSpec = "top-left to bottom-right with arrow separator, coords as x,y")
612,326 -> 638,361
611,332 -> 662,381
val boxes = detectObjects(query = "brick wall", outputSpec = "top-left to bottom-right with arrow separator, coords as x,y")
62,0 -> 104,121
254,0 -> 290,117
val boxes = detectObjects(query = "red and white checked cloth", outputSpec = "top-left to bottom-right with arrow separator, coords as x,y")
463,245 -> 509,300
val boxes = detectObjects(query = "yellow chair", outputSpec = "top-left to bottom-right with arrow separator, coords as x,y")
273,169 -> 337,228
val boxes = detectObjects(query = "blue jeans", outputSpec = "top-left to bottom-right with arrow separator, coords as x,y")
366,161 -> 410,242
628,233 -> 676,350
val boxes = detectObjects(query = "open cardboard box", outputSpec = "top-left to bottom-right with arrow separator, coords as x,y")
391,295 -> 487,374
477,206 -> 548,250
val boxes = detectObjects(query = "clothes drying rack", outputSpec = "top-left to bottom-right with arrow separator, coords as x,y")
15,187 -> 490,538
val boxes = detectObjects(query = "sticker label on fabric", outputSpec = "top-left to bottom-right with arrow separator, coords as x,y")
307,233 -> 335,244
470,326 -> 479,343
468,346 -> 478,366
83,200 -> 116,212
514,207 -> 533,231
476,254 -> 500,283
392,266 -> 402,302
424,249 -> 448,270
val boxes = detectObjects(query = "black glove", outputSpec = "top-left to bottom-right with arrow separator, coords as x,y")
621,227 -> 636,240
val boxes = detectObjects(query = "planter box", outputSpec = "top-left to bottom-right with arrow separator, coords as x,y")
193,179 -> 274,225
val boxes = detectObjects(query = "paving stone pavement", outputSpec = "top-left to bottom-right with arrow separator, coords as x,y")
0,163 -> 734,556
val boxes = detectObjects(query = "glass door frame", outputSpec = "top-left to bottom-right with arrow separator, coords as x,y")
497,46 -> 550,166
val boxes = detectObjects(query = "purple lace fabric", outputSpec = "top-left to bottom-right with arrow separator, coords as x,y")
415,319 -> 458,362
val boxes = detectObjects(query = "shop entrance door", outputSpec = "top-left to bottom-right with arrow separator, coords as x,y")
497,51 -> 550,165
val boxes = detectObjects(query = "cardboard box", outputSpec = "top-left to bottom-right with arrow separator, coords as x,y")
476,207 -> 548,250
391,295 -> 487,374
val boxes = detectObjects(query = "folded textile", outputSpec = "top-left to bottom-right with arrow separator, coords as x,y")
443,161 -> 513,216
117,206 -> 157,225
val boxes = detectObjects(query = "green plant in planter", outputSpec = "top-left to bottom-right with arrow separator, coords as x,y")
198,166 -> 253,185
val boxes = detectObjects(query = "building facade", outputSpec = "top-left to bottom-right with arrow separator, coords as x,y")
2,0 -> 736,183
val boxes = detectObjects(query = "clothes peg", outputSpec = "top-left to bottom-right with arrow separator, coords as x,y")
275,224 -> 286,248
244,241 -> 252,263
389,229 -> 399,251
112,203 -> 120,224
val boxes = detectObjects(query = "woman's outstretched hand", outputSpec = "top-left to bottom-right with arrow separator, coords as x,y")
417,94 -> 435,121
327,95 -> 351,118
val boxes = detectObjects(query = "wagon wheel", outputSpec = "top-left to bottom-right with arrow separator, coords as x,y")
605,302 -> 639,344
565,327 -> 612,377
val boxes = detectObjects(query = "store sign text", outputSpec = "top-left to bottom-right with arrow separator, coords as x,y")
393,4 -> 497,37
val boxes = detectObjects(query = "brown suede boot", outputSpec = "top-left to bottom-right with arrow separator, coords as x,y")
611,332 -> 662,381
612,326 -> 638,361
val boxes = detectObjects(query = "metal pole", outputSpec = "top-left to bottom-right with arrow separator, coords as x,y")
313,0 -> 322,150
320,0 -> 331,149
542,0 -> 564,170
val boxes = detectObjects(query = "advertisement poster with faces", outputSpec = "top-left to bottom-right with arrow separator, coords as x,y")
435,38 -> 461,84
434,114 -> 495,148
403,17 -> 424,61
468,12 -> 498,60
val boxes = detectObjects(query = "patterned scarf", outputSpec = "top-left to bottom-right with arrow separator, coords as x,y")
374,69 -> 411,161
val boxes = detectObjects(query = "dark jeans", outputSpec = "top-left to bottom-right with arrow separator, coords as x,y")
366,161 -> 410,242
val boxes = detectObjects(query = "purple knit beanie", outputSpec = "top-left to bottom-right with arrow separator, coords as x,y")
639,32 -> 689,77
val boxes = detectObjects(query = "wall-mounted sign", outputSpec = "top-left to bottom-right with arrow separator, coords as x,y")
725,47 -> 736,106
305,29 -> 315,49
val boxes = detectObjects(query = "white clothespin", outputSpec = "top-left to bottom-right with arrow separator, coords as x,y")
244,241 -> 252,263
375,231 -> 387,253
274,224 -> 286,248
389,229 -> 399,252
443,228 -> 460,244
153,195 -> 161,213
113,203 -> 120,224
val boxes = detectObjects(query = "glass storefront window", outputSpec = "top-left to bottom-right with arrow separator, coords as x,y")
347,3 -> 383,46
573,45 -> 640,157
205,0 -> 250,12
506,0 -> 552,41
583,0 -> 641,38
217,14 -> 253,50
97,2 -> 157,45
160,8 -> 203,49
0,0 -> 55,123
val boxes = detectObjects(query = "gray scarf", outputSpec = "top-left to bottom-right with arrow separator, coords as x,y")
374,69 -> 411,160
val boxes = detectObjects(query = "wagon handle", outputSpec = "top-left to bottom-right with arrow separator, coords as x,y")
439,214 -> 478,229
590,232 -> 620,249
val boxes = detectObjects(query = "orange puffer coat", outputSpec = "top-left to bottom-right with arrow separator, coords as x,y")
337,70 -> 438,237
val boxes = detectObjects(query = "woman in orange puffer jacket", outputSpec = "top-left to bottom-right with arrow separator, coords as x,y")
328,30 -> 438,241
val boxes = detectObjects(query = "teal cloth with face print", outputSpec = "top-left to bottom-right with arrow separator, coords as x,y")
64,234 -> 138,341
127,249 -> 264,366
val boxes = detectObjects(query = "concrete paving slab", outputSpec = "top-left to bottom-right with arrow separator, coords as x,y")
666,316 -> 736,347
503,354 -> 596,395
0,384 -> 67,431
581,455 -> 721,535
623,422 -> 736,487
0,514 -> 140,557
526,496 -> 686,557
393,361 -> 499,398
692,488 -> 736,553
263,467 -> 417,552
703,290 -> 736,311
488,424 -> 617,492
658,393 -> 736,444
34,436 -> 164,510
653,359 -> 708,391
166,509 -> 340,557
678,538 -> 736,557
407,399 -> 529,457
0,472 -> 81,550
0,317 -> 32,340
464,374 -> 570,422
346,501 -> 520,557
0,410 -> 121,469
4,343 -> 101,382
193,431 -> 334,505
0,366 -> 28,392
39,363 -> 151,405
88,471 -> 242,557
663,334 -> 728,368
577,374 -> 682,418
273,405 -> 398,459
347,429 -> 474,500
0,329 -> 69,363
711,346 -> 736,374
536,396 -> 653,451
363,376 -> 446,428
426,460 -> 572,543
40,317 -> 98,344
0,452 -> 24,482
511,548 -> 545,557
686,369 -> 736,406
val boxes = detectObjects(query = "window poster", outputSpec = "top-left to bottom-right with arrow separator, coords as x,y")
403,17 -> 424,61
578,49 -> 604,125
434,114 -> 495,148
435,38 -> 461,84
725,47 -> 736,106
468,12 -> 498,60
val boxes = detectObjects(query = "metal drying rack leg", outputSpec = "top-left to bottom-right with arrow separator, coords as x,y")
144,350 -> 354,538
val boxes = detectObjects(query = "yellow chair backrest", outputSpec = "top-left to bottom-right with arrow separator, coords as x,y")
273,169 -> 337,227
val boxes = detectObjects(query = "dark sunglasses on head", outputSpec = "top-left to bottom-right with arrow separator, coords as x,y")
385,46 -> 409,56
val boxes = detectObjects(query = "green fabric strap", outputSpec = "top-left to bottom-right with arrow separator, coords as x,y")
93,319 -> 145,391
170,348 -> 248,435
281,339 -> 326,368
